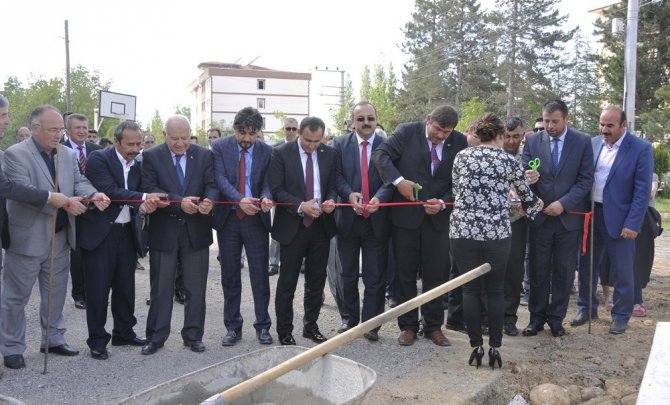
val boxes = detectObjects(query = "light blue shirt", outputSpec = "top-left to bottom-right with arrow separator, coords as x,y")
237,143 -> 254,198
171,151 -> 187,177
550,127 -> 568,165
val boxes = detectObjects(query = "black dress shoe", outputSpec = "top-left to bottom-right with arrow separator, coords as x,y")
302,329 -> 327,343
609,320 -> 628,335
141,341 -> 164,355
221,330 -> 242,346
40,344 -> 79,356
183,340 -> 206,352
111,336 -> 147,346
521,324 -> 545,337
570,311 -> 598,327
386,296 -> 399,308
74,298 -> 86,309
256,329 -> 273,345
3,355 -> 25,369
90,348 -> 109,360
363,330 -> 379,342
503,323 -> 518,337
337,323 -> 353,334
278,334 -> 296,345
550,325 -> 566,337
268,266 -> 279,276
174,290 -> 186,305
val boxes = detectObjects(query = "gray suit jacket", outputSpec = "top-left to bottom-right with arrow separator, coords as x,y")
2,139 -> 97,256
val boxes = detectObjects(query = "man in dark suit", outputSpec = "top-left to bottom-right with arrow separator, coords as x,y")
372,105 -> 467,347
212,107 -> 274,346
571,106 -> 652,334
78,121 -> 167,360
267,117 -> 337,345
521,99 -> 594,338
141,115 -> 218,355
61,113 -> 102,310
333,102 -> 393,342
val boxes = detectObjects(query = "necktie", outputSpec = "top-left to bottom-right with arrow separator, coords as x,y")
430,143 -> 440,175
175,154 -> 185,188
77,146 -> 86,173
237,148 -> 246,219
303,152 -> 314,228
360,141 -> 370,219
551,138 -> 560,173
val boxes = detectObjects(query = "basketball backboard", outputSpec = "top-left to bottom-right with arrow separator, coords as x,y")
99,90 -> 136,121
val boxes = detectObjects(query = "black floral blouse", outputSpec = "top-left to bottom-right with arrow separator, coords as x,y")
450,146 -> 541,241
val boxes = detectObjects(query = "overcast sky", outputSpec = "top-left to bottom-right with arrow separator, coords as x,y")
1,0 -> 611,129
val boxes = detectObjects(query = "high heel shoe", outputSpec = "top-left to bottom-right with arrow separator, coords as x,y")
468,346 -> 485,368
488,347 -> 502,369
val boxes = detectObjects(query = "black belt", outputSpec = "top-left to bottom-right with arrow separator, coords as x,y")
594,202 -> 603,208
112,222 -> 131,228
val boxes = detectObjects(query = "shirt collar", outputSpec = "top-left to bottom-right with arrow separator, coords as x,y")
551,127 -> 568,143
32,137 -> 55,156
425,126 -> 445,145
355,132 -> 375,145
115,148 -> 135,168
237,142 -> 255,155
605,131 -> 627,150
69,139 -> 84,150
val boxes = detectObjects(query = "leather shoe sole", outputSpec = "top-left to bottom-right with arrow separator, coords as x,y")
111,336 -> 147,346
40,344 -> 79,356
426,330 -> 451,346
278,334 -> 296,345
363,331 -> 379,342
302,330 -> 328,343
3,355 -> 25,369
521,325 -> 545,337
141,342 -> 164,355
183,340 -> 206,352
398,330 -> 417,346
90,349 -> 109,360
570,312 -> 598,327
74,299 -> 86,309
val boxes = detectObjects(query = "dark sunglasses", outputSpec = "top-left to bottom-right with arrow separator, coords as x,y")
533,127 -> 545,132
355,116 -> 376,122
284,127 -> 298,132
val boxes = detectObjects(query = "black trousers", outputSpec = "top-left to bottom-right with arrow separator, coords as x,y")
81,225 -> 138,351
275,219 -> 330,336
503,219 -> 529,324
451,237 -> 511,348
70,247 -> 85,301
393,219 -> 449,334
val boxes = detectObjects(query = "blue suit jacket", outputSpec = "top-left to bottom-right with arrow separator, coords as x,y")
333,132 -> 393,241
77,147 -> 145,255
211,136 -> 272,232
522,127 -> 594,230
592,132 -> 653,238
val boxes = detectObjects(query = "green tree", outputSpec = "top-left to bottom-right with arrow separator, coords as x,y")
641,84 -> 670,142
595,0 -> 670,131
567,34 -> 601,135
456,97 -> 487,133
366,65 -> 398,131
491,0 -> 576,117
331,75 -> 355,135
359,66 -> 371,101
174,105 -> 191,120
149,110 -> 164,135
654,145 -> 670,176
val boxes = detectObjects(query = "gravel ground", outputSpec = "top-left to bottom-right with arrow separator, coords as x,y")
1,232 -> 668,404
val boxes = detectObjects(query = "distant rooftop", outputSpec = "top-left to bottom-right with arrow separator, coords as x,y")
197,62 -> 273,71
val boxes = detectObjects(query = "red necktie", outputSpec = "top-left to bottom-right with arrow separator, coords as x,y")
77,146 -> 86,173
303,152 -> 313,228
236,148 -> 246,219
361,140 -> 370,219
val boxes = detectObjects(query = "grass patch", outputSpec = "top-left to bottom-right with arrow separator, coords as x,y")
657,197 -> 670,214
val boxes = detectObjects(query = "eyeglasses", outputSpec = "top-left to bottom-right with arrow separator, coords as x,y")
355,116 -> 376,122
284,127 -> 298,132
35,124 -> 65,136
533,127 -> 545,132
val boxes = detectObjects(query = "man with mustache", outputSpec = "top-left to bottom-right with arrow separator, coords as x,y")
211,107 -> 274,346
78,121 -> 166,360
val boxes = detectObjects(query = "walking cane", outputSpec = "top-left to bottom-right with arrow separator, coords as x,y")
42,145 -> 61,374
587,192 -> 595,334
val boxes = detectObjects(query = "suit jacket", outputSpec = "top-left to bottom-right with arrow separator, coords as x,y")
60,139 -> 102,171
592,133 -> 653,238
371,121 -> 468,231
211,136 -> 272,232
77,147 -> 146,256
522,128 -> 594,230
333,132 -> 393,241
267,141 -> 337,245
2,139 -> 97,256
141,143 -> 218,251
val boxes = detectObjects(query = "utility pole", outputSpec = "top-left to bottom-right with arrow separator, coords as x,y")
65,20 -> 72,112
623,0 -> 639,133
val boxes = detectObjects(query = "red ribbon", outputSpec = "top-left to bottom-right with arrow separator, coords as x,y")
568,210 -> 593,256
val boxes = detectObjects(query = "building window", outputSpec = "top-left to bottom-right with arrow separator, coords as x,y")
262,117 -> 266,129
257,79 -> 265,90
257,98 -> 266,109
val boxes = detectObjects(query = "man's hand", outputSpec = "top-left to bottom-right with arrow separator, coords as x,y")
48,192 -> 70,208
62,196 -> 87,216
239,197 -> 260,216
321,199 -> 335,214
349,192 -> 364,215
181,196 -> 200,214
621,228 -> 639,239
424,198 -> 442,215
93,193 -> 111,211
300,199 -> 322,219
198,198 -> 213,215
140,199 -> 159,215
525,170 -> 540,184
542,201 -> 564,216
146,192 -> 167,202
260,197 -> 273,213
397,179 -> 417,201
365,197 -> 381,214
